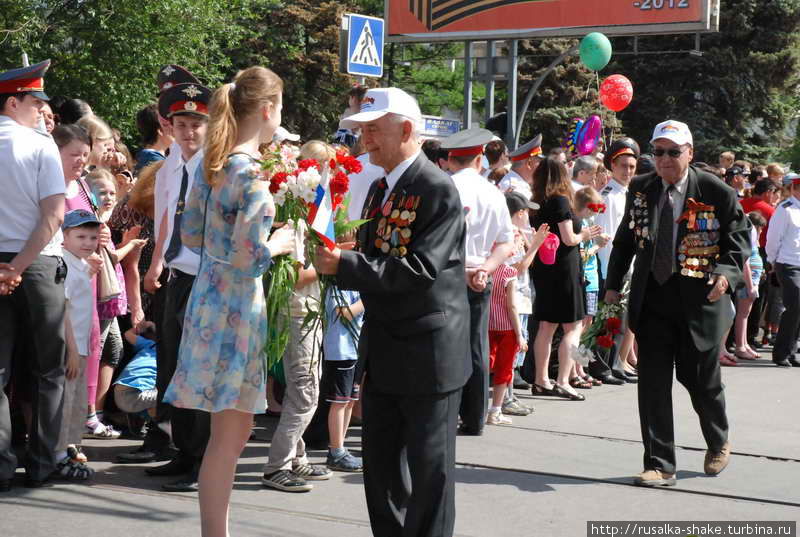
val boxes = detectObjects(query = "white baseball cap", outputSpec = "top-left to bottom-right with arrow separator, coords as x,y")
339,87 -> 422,129
650,120 -> 693,147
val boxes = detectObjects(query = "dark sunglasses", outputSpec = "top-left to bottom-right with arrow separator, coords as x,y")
652,147 -> 688,158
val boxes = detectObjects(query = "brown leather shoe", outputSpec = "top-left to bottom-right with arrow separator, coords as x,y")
633,469 -> 676,487
704,442 -> 731,476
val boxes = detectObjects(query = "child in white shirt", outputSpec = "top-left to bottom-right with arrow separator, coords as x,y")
55,209 -> 102,480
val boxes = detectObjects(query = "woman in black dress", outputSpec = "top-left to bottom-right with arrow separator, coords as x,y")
531,157 -> 602,400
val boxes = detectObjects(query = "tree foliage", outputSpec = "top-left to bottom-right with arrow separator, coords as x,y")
608,0 -> 800,163
1,0 -> 254,147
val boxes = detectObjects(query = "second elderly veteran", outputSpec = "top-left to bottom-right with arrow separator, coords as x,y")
314,87 -> 470,537
604,120 -> 750,488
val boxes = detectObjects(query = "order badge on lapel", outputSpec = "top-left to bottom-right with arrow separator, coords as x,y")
677,198 -> 720,279
629,192 -> 650,249
377,191 -> 420,258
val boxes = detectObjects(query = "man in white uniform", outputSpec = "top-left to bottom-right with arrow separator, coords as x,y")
591,138 -> 642,385
766,176 -> 800,367
0,59 -> 67,490
498,135 -> 542,200
441,128 -> 515,435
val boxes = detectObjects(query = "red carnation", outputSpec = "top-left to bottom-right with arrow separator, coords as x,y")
330,171 -> 350,195
297,159 -> 320,171
337,153 -> 363,174
605,317 -> 622,334
597,334 -> 614,349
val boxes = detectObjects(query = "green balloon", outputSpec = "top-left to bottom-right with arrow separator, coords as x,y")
580,32 -> 612,71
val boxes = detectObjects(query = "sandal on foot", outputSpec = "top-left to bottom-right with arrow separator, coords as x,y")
531,383 -> 557,396
83,422 -> 121,439
582,374 -> 602,386
733,349 -> 760,360
553,383 -> 586,401
569,376 -> 593,390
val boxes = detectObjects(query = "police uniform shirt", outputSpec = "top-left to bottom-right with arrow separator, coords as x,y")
497,169 -> 532,200
162,149 -> 203,276
766,195 -> 800,266
596,178 -> 628,278
154,140 -> 183,245
0,115 -> 65,256
450,167 -> 515,268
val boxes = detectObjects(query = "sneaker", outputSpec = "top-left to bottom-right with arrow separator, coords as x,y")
83,422 -> 121,439
261,469 -> 313,492
486,410 -> 512,425
291,463 -> 332,481
327,451 -> 363,472
501,400 -> 531,416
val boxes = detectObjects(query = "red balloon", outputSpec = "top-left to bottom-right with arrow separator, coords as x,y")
600,74 -> 633,112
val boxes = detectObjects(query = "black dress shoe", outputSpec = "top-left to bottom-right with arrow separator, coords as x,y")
773,358 -> 792,367
789,358 -> 800,367
0,479 -> 11,492
457,425 -> 483,436
24,477 -> 52,488
145,457 -> 193,477
118,444 -> 177,464
597,374 -> 624,385
162,473 -> 199,492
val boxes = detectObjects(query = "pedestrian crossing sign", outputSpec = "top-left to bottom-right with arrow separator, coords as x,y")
346,14 -> 384,78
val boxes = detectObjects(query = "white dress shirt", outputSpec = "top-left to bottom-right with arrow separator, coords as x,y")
347,153 -> 384,222
162,149 -> 203,276
63,250 -> 93,355
382,151 -> 421,203
595,178 -> 628,278
153,141 -> 182,249
0,115 -> 65,256
766,195 -> 800,266
450,167 -> 515,267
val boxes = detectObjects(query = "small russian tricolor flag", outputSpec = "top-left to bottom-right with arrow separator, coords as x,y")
308,166 -> 337,250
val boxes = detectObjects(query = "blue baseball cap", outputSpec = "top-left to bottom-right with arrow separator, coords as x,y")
63,209 -> 100,230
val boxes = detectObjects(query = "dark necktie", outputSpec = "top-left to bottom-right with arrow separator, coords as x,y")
653,184 -> 675,285
164,165 -> 189,264
363,177 -> 388,219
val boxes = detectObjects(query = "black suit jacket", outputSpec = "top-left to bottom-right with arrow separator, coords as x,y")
605,165 -> 751,352
337,153 -> 471,395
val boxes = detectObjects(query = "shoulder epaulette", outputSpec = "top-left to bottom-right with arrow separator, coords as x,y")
601,186 -> 612,195
782,201 -> 793,208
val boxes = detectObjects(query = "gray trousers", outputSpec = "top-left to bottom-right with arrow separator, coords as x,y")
263,316 -> 321,473
0,254 -> 66,481
773,263 -> 800,361
56,356 -> 87,451
114,384 -> 158,414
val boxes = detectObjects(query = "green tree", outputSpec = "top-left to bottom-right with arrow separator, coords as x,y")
1,0 -> 254,147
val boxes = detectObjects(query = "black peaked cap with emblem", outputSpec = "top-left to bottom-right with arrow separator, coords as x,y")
158,83 -> 211,120
603,137 -> 641,170
157,64 -> 200,95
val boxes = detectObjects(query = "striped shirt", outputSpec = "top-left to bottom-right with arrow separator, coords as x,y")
488,263 -> 518,331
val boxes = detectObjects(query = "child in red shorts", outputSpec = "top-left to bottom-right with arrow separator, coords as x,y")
487,262 -> 527,425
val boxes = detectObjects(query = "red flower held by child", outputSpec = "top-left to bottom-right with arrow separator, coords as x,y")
605,317 -> 622,335
269,171 -> 288,194
597,334 -> 614,349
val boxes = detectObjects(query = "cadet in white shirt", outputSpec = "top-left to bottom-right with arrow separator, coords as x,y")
441,128 -> 515,434
765,176 -> 800,367
498,135 -> 542,200
0,59 -> 67,489
591,138 -> 641,385
143,81 -> 212,493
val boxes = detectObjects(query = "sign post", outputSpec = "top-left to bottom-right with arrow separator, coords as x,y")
345,14 -> 385,78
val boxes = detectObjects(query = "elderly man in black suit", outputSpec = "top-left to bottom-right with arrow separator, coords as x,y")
315,87 -> 470,537
605,120 -> 750,488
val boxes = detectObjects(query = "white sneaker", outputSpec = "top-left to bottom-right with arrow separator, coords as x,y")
486,410 -> 512,425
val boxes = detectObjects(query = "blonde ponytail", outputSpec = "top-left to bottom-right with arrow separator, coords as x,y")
203,67 -> 283,187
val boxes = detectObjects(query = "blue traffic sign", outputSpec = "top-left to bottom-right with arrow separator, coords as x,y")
347,14 -> 384,78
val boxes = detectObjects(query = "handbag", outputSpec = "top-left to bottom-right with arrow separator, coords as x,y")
97,247 -> 121,302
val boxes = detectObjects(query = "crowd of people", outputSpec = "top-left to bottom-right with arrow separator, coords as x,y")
1,57 -> 799,537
